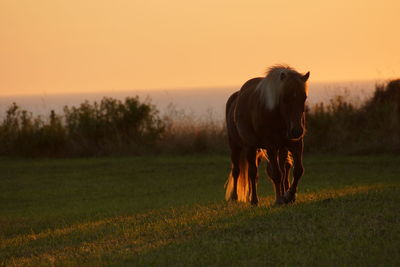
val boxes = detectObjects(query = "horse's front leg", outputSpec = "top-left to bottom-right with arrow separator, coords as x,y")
266,149 -> 285,206
279,148 -> 292,194
284,140 -> 304,203
246,148 -> 259,206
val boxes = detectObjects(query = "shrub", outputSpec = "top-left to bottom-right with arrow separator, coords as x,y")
0,97 -> 165,157
305,79 -> 400,153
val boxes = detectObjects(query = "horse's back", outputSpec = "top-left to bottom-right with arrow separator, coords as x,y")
226,91 -> 240,147
226,77 -> 263,118
235,77 -> 264,121
226,77 -> 263,148
239,77 -> 263,93
226,91 -> 239,119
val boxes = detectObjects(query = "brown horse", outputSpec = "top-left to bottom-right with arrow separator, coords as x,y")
225,65 -> 310,206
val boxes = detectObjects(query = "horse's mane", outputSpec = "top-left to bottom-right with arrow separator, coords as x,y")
256,65 -> 299,110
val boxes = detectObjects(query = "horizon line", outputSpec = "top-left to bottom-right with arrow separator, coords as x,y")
0,77 -> 390,98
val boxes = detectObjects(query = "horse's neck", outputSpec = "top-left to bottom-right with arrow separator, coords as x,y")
254,104 -> 285,132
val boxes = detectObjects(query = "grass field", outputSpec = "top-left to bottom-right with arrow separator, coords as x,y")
1,154 -> 399,266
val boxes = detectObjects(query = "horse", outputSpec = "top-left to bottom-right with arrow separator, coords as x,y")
225,65 -> 310,206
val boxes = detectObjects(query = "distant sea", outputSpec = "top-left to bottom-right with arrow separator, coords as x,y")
0,80 -> 378,120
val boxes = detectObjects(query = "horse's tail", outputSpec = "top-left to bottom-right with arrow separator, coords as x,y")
225,149 -> 267,202
224,149 -> 250,202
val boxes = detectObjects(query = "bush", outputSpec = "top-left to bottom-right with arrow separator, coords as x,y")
0,97 -> 165,157
305,79 -> 400,153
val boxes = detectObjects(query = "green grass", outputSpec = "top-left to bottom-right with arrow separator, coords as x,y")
1,154 -> 399,266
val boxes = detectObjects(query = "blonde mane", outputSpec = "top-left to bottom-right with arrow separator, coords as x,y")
256,65 -> 299,110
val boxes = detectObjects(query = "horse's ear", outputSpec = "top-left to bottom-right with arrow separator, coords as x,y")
302,71 -> 310,82
280,72 -> 286,81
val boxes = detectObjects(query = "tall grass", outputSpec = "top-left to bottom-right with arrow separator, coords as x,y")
305,79 -> 400,153
161,104 -> 226,154
0,79 -> 399,157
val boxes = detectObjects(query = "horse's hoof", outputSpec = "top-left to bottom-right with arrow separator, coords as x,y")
225,192 -> 238,202
273,197 -> 285,206
250,199 -> 258,206
227,195 -> 238,202
283,191 -> 296,204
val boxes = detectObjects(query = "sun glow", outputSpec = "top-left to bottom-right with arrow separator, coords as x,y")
1,0 -> 399,96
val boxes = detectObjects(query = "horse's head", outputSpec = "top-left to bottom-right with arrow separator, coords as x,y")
279,71 -> 310,140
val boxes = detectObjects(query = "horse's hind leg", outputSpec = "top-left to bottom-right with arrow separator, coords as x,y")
246,147 -> 259,205
227,145 -> 241,201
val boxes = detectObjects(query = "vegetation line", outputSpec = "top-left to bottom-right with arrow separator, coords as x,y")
0,79 -> 399,156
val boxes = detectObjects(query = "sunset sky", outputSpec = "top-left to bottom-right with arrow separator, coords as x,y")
1,0 -> 399,96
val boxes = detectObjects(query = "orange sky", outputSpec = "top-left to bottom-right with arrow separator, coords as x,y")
0,0 -> 399,96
